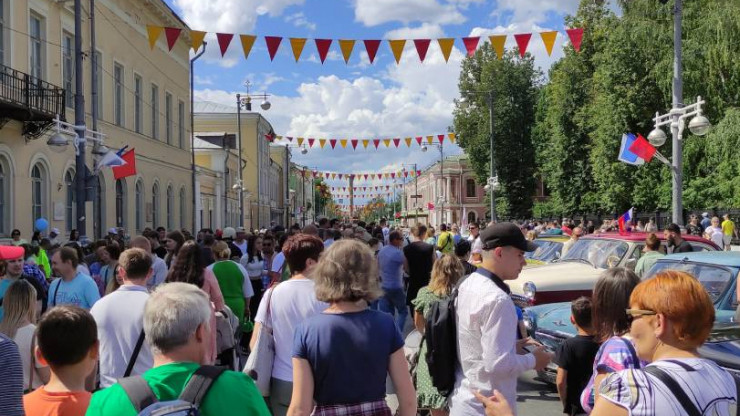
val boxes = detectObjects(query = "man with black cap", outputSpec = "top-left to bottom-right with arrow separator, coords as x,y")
449,223 -> 552,416
664,223 -> 694,253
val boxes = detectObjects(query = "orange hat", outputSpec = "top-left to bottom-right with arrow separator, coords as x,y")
0,245 -> 24,261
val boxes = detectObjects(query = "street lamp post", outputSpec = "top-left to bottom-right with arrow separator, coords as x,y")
460,90 -> 497,222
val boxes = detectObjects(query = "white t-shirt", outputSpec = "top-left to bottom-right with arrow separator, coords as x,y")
255,279 -> 328,381
13,324 -> 46,390
240,255 -> 265,280
271,252 -> 286,274
148,255 -> 168,290
706,226 -> 725,248
90,285 -> 153,387
234,240 -> 248,257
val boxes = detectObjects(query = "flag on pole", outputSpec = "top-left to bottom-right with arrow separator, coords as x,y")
628,133 -> 657,162
112,149 -> 137,180
617,133 -> 645,165
427,202 -> 435,211
96,150 -> 127,171
618,207 -> 634,236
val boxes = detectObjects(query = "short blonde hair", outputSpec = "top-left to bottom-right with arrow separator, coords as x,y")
428,254 -> 464,296
212,241 -> 230,260
313,239 -> 382,303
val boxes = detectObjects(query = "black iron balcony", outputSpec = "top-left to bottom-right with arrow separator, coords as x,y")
0,63 -> 66,139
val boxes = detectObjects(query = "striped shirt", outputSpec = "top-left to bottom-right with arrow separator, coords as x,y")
0,333 -> 24,416
600,358 -> 737,415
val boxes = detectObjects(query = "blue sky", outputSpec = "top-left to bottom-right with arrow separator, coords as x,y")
164,0 -> 590,202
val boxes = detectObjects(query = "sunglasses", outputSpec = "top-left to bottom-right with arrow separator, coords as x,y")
625,308 -> 656,324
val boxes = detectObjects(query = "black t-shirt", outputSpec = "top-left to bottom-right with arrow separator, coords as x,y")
154,246 -> 168,259
672,239 -> 694,253
686,224 -> 702,236
403,241 -> 434,305
554,335 -> 600,415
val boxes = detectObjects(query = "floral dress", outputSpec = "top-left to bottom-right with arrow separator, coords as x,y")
411,286 -> 448,410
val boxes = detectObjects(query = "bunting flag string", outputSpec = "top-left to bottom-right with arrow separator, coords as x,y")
146,26 -> 584,62
266,132 -> 457,148
302,169 -> 424,183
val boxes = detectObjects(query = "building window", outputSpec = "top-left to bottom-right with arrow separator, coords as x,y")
0,0 -> 6,65
468,211 -> 476,225
95,51 -> 103,118
165,93 -> 173,145
134,74 -> 143,134
0,155 -> 8,235
31,163 -> 47,224
178,100 -> 185,149
115,179 -> 126,228
166,185 -> 174,230
151,183 -> 159,227
179,187 -> 186,230
151,84 -> 159,139
135,180 -> 144,232
62,32 -> 74,108
114,63 -> 124,126
466,178 -> 476,198
65,169 -> 75,232
29,14 -> 44,80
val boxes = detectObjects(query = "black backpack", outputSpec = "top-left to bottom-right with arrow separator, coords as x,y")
424,276 -> 467,396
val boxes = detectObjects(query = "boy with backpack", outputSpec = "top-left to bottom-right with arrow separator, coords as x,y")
23,305 -> 99,416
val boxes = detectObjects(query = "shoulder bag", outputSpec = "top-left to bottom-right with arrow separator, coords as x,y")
242,285 -> 276,396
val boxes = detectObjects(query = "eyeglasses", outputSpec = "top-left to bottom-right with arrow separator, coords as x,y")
625,308 -> 656,324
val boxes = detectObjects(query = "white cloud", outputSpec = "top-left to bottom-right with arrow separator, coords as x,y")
354,0 -> 466,27
491,0 -> 580,28
284,12 -> 317,31
194,75 -> 214,85
383,23 -> 445,40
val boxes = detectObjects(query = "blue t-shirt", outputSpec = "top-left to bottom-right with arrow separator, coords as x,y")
293,309 -> 404,405
48,272 -> 101,310
0,279 -> 11,321
377,245 -> 404,289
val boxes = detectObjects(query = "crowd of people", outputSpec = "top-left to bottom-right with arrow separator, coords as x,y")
0,216 -> 736,416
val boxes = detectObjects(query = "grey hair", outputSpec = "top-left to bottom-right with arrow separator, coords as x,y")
143,282 -> 211,355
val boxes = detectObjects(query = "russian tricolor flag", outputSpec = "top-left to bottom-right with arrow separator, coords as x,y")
618,207 -> 634,236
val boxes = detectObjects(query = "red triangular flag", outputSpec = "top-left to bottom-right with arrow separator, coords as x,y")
315,39 -> 332,63
373,139 -> 380,149
351,139 -> 358,150
393,138 -> 401,147
416,170 -> 422,176
566,28 -> 584,52
113,149 -> 137,180
338,174 -> 343,180
404,171 -> 409,178
330,139 -> 337,149
216,33 -> 234,57
363,40 -> 381,64
415,136 -> 423,145
462,37 -> 480,57
413,39 -> 431,62
164,27 -> 182,51
438,134 -> 445,144
364,174 -> 369,180
308,138 -> 315,147
265,36 -> 283,61
628,133 -> 656,162
514,33 -> 532,57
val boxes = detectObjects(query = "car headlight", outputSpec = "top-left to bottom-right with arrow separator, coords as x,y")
523,281 -> 537,301
522,309 -> 537,334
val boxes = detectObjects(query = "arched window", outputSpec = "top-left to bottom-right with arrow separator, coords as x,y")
0,156 -> 9,235
65,169 -> 75,232
135,180 -> 144,232
151,183 -> 160,228
31,162 -> 48,224
467,210 -> 476,225
466,178 -> 476,198
166,185 -> 174,230
115,179 -> 126,228
179,187 -> 186,230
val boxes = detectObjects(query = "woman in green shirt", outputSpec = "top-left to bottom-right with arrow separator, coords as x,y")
634,233 -> 664,278
207,241 -> 254,326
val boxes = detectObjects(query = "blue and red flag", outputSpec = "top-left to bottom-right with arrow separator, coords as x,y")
618,207 -> 634,236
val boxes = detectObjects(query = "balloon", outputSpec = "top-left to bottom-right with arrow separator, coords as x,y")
34,218 -> 49,232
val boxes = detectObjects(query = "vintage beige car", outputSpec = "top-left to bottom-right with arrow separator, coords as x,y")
510,232 -> 720,306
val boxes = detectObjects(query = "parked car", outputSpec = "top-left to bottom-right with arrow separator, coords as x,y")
523,251 -> 740,385
525,236 -> 570,267
510,232 -> 719,306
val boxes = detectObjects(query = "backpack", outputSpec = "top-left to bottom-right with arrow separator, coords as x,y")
424,276 -> 467,396
214,305 -> 240,371
119,365 -> 226,416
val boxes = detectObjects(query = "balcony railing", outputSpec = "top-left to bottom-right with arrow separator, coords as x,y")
0,63 -> 66,138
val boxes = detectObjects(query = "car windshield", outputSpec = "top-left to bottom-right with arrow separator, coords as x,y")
560,238 -> 630,269
525,240 -> 563,263
646,261 -> 733,304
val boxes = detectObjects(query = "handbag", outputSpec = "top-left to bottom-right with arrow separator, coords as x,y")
242,285 -> 276,396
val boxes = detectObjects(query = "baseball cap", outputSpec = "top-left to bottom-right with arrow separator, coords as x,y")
108,227 -> 118,234
702,212 -> 709,218
666,223 -> 681,234
0,245 -> 25,260
50,227 -> 60,235
222,227 -> 236,239
236,226 -> 246,233
479,222 -> 537,252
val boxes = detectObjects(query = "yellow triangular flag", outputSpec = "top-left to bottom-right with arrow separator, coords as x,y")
362,140 -> 370,149
384,173 -> 390,178
540,31 -> 557,56
191,30 -> 206,52
339,39 -> 356,64
290,38 -> 307,62
276,135 -> 283,141
331,173 -> 336,179
240,35 -> 257,59
340,139 -> 348,148
147,26 -> 163,50
297,137 -> 304,146
389,40 -> 406,64
489,35 -> 506,59
437,38 -> 454,62
427,135 -> 434,144
448,133 -> 456,143
405,137 -> 412,147
383,138 -> 391,147
319,139 -> 327,149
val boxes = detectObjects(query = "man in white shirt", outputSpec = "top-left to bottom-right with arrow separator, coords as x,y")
90,247 -> 154,387
380,218 -> 390,245
561,226 -> 583,257
450,223 -> 552,416
130,236 -> 167,291
234,227 -> 249,256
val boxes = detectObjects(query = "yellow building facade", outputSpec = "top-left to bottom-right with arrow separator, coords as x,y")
0,0 -> 193,240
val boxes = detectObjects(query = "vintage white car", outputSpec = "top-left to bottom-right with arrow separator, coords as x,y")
510,232 -> 720,306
